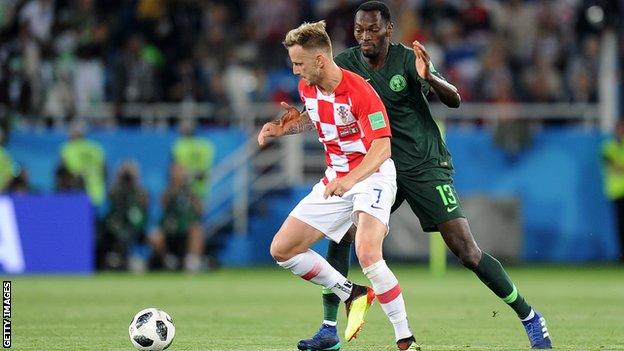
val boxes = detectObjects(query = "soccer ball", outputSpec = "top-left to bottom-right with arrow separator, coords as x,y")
128,308 -> 176,351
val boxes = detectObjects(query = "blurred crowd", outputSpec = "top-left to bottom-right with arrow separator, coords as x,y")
0,0 -> 621,126
0,121 -> 217,272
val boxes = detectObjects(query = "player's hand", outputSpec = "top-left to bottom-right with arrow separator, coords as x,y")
323,176 -> 356,199
257,120 -> 283,146
278,101 -> 301,127
413,40 -> 432,81
257,102 -> 300,146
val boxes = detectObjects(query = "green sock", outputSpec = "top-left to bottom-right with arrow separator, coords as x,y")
322,239 -> 352,323
473,252 -> 532,319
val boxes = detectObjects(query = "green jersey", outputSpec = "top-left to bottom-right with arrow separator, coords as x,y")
61,138 -> 106,205
335,43 -> 453,176
172,136 -> 215,197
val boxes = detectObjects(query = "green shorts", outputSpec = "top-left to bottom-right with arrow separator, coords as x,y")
391,169 -> 465,232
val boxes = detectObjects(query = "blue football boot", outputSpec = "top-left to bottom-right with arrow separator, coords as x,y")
297,324 -> 341,351
522,311 -> 552,349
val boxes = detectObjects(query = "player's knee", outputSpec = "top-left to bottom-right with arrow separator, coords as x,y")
459,248 -> 481,270
355,243 -> 382,268
269,240 -> 292,262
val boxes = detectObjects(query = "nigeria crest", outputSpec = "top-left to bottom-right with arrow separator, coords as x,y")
389,74 -> 407,92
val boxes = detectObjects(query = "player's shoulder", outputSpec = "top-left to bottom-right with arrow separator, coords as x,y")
341,68 -> 371,90
391,42 -> 415,60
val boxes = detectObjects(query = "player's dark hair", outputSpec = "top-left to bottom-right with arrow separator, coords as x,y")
356,1 -> 392,23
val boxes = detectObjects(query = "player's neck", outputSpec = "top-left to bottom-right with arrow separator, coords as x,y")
363,42 -> 390,70
317,63 -> 343,95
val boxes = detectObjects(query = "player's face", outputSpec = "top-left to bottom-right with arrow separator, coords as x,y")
288,45 -> 322,86
354,11 -> 392,58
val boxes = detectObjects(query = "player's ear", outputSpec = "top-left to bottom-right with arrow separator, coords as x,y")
315,53 -> 325,68
386,21 -> 394,38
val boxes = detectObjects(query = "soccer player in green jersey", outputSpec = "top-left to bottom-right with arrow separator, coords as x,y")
261,2 -> 553,350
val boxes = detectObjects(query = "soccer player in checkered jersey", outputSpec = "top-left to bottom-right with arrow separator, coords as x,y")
264,2 -> 553,350
258,20 -> 419,350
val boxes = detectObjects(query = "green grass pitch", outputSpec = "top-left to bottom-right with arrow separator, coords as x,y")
10,265 -> 624,350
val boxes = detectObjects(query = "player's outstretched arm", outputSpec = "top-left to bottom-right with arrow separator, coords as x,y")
324,137 -> 391,198
413,40 -> 461,108
257,102 -> 315,146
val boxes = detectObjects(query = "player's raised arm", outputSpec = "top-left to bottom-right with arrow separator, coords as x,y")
257,102 -> 315,146
413,40 -> 461,108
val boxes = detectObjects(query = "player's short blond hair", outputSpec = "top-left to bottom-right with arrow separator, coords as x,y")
283,20 -> 332,54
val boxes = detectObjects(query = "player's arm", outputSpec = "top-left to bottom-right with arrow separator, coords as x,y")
344,137 -> 391,183
413,40 -> 461,108
324,137 -> 390,198
257,102 -> 315,146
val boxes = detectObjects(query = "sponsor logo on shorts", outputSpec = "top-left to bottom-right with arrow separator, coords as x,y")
446,205 -> 458,213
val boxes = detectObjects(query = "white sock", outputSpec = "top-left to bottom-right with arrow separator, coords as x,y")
277,250 -> 352,301
521,309 -> 536,322
363,260 -> 412,341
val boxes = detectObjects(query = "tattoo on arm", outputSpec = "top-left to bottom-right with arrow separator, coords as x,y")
284,111 -> 315,135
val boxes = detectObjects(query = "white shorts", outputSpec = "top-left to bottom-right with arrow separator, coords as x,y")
290,159 -> 397,243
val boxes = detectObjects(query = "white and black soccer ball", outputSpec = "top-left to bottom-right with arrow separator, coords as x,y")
128,308 -> 175,351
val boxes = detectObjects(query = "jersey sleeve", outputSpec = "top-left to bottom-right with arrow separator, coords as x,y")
351,77 -> 392,140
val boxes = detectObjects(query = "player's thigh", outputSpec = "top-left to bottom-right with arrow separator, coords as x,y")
353,211 -> 387,266
290,182 -> 356,243
398,174 -> 466,232
351,173 -> 396,230
271,216 -> 326,260
350,175 -> 395,265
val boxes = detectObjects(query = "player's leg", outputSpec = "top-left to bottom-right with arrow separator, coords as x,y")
311,191 -> 406,333
271,215 -> 371,302
297,229 -> 353,351
438,218 -> 552,349
354,211 -> 418,350
322,227 -> 355,325
399,173 -> 551,349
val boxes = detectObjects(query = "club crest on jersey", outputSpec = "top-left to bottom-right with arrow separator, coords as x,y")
389,74 -> 407,92
337,105 -> 349,124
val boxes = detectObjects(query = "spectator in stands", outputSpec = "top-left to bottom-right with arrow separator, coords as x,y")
149,163 -> 205,272
98,160 -> 149,271
602,120 -> 624,262
59,122 -> 105,205
111,33 -> 162,106
172,120 -> 215,198
0,130 -> 15,193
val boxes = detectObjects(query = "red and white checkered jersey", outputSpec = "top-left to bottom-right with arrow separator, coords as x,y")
299,68 -> 392,184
